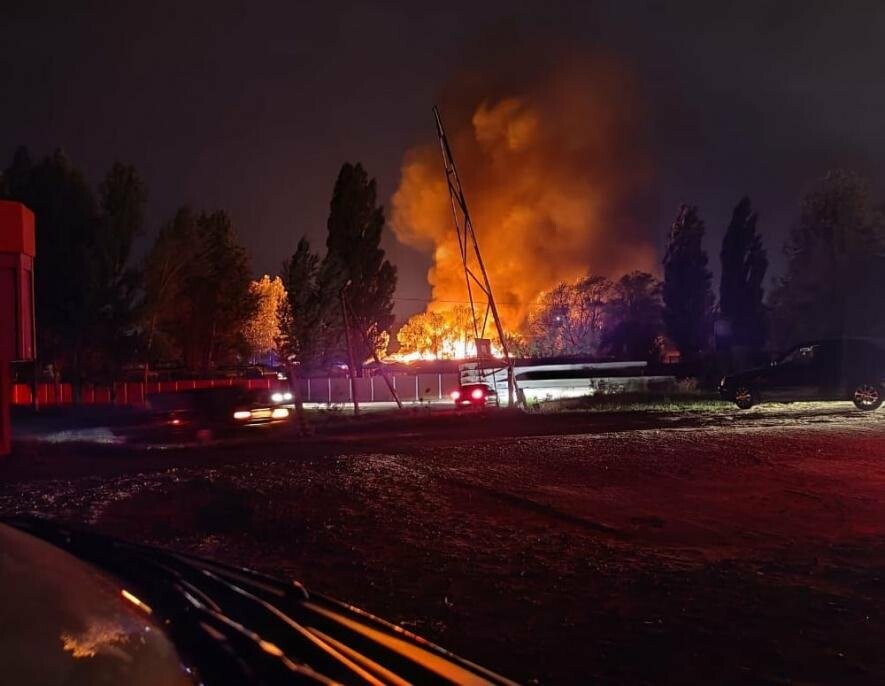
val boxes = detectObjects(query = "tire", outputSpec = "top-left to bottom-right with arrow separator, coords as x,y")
852,383 -> 883,411
733,386 -> 755,410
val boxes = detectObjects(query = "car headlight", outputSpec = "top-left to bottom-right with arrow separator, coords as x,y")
283,392 -> 293,401
271,392 -> 284,403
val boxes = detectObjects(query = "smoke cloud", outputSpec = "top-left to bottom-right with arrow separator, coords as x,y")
391,56 -> 658,330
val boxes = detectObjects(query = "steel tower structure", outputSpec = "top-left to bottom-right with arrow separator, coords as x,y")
432,106 -> 517,406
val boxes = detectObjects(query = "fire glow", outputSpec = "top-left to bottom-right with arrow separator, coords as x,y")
390,57 -> 656,360
391,307 -> 506,361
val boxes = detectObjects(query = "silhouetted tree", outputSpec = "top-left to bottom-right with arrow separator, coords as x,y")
190,210 -> 257,367
2,149 -> 148,383
719,196 -> 768,354
278,237 -> 327,369
0,146 -> 33,200
96,163 -> 146,290
769,170 -> 885,348
528,276 -> 612,356
663,205 -> 714,362
2,148 -> 100,378
141,207 -> 199,363
141,207 -> 257,368
319,162 -> 397,369
92,163 -> 148,377
602,271 -> 664,361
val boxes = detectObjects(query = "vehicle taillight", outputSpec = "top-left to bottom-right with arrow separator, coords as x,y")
170,418 -> 182,426
450,390 -> 461,400
471,388 -> 485,400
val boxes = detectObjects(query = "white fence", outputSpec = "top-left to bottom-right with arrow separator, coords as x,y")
297,373 -> 461,404
297,365 -> 677,406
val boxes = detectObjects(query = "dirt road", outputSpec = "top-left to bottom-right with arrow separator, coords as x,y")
2,404 -> 884,683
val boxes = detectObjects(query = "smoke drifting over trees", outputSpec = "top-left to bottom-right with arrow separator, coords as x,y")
391,56 -> 657,331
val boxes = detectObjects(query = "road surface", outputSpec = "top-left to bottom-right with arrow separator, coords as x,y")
1,402 -> 884,683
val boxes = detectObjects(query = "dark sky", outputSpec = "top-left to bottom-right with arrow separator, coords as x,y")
3,1 -> 884,320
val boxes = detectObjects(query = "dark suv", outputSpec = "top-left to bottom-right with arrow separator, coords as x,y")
719,338 -> 885,410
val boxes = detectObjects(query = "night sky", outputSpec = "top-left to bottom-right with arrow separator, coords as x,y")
3,1 -> 884,320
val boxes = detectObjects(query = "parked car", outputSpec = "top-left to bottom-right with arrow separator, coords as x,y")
0,518 -> 514,686
719,338 -> 885,410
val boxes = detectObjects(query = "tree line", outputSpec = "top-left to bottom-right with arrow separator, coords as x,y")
3,145 -> 882,381
527,169 -> 885,368
0,148 -> 397,382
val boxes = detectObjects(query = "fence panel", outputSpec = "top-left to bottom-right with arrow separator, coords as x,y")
328,377 -> 348,403
370,375 -> 395,402
440,373 -> 460,398
416,374 -> 441,402
389,374 -> 413,402
351,377 -> 370,403
10,373 -> 466,407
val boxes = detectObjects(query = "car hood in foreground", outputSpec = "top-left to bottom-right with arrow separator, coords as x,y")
2,518 -> 515,685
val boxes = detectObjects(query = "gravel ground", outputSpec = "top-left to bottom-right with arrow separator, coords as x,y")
2,403 -> 885,684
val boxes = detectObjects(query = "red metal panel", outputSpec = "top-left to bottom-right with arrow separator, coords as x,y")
0,202 -> 36,256
0,266 -> 15,361
0,360 -> 8,454
0,202 -> 36,362
11,383 -> 29,405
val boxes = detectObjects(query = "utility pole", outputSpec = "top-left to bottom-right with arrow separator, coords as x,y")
345,299 -> 403,410
432,105 -> 519,407
286,358 -> 312,436
340,282 -> 360,416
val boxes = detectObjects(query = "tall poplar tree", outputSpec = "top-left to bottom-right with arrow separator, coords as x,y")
319,162 -> 397,368
719,196 -> 768,352
662,204 -> 714,362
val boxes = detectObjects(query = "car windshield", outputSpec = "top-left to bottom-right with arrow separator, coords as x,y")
3,5 -> 885,685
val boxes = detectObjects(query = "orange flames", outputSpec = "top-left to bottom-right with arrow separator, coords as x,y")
393,305 -> 509,360
391,57 -> 657,358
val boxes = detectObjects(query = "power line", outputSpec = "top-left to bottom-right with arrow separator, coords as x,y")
393,296 -> 523,307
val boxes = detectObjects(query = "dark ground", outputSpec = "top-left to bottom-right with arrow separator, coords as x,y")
2,402 -> 885,684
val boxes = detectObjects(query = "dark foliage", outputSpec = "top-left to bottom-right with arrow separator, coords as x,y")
663,205 -> 714,361
141,208 -> 257,369
278,237 -> 327,369
602,271 -> 664,361
769,170 -> 885,349
317,162 -> 397,368
1,147 -> 146,381
719,196 -> 768,352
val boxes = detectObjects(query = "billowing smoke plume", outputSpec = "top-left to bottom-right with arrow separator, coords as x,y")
391,57 -> 657,331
